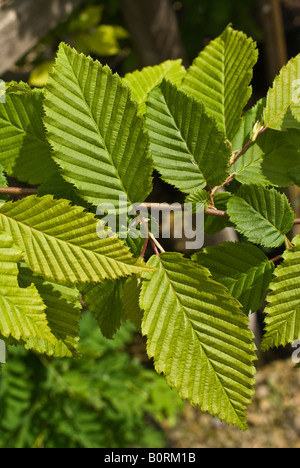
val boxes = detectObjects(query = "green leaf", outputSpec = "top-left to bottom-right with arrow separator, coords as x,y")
0,195 -> 152,285
181,25 -> 258,140
193,242 -> 275,313
82,278 -> 126,339
0,82 -> 57,185
140,253 -> 256,430
18,264 -> 81,358
75,25 -> 129,57
123,60 -> 186,115
0,165 -> 8,203
231,99 -> 300,187
264,54 -> 300,130
230,99 -> 270,186
261,236 -> 300,351
0,231 -> 54,345
122,275 -> 143,332
204,191 -> 233,236
44,43 -> 153,210
185,190 -> 209,212
145,80 -> 231,193
227,185 -> 295,248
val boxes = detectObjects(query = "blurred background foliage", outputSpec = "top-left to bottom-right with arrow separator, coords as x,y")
0,0 -> 300,449
0,314 -> 183,448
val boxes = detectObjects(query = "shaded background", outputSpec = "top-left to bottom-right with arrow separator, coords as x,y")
0,0 -> 300,448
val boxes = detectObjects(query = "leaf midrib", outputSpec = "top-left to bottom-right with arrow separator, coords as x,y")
62,46 -> 132,205
158,255 -> 246,427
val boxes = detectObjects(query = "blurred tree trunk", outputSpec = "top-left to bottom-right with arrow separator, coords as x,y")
121,0 -> 188,67
259,0 -> 288,81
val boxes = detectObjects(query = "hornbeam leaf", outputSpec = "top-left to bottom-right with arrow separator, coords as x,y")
122,275 -> 143,332
123,59 -> 186,115
0,231 -> 54,344
0,196 -> 152,285
193,242 -> 274,313
264,54 -> 300,130
44,42 -> 153,209
227,185 -> 295,248
261,236 -> 300,351
140,253 -> 256,430
82,278 -> 126,339
145,80 -> 231,193
18,264 -> 82,358
0,82 -> 57,185
230,99 -> 270,186
181,25 -> 258,140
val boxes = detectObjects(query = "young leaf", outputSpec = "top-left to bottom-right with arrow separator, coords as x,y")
81,278 -> 126,339
0,196 -> 152,285
140,253 -> 256,430
181,25 -> 258,140
261,236 -> 300,351
227,185 -> 295,248
193,242 -> 275,313
18,264 -> 82,358
123,59 -> 186,115
44,42 -> 153,209
145,80 -> 231,193
0,82 -> 57,185
230,99 -> 270,186
185,190 -> 209,212
264,54 -> 300,130
0,231 -> 54,345
204,192 -> 233,236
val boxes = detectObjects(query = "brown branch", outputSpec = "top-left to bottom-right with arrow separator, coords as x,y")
294,218 -> 300,225
0,187 -> 38,196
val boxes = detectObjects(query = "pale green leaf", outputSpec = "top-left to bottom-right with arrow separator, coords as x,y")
264,54 -> 300,130
230,99 -> 270,185
18,264 -> 81,358
0,195 -> 152,285
261,236 -> 300,351
227,185 -> 295,248
185,190 -> 209,212
0,82 -> 57,185
181,25 -> 258,140
44,42 -> 153,209
193,242 -> 274,313
123,59 -> 185,115
145,80 -> 231,193
0,231 -> 54,345
140,253 -> 256,430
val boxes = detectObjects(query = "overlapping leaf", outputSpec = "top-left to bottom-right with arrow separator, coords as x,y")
0,231 -> 53,344
44,42 -> 153,209
264,54 -> 300,130
227,185 -> 295,248
230,99 -> 269,185
123,59 -> 185,115
261,236 -> 300,351
140,253 -> 256,430
82,278 -> 126,339
193,242 -> 274,313
181,25 -> 258,140
145,80 -> 231,193
0,82 -> 57,185
0,195 -> 152,285
18,264 -> 82,358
